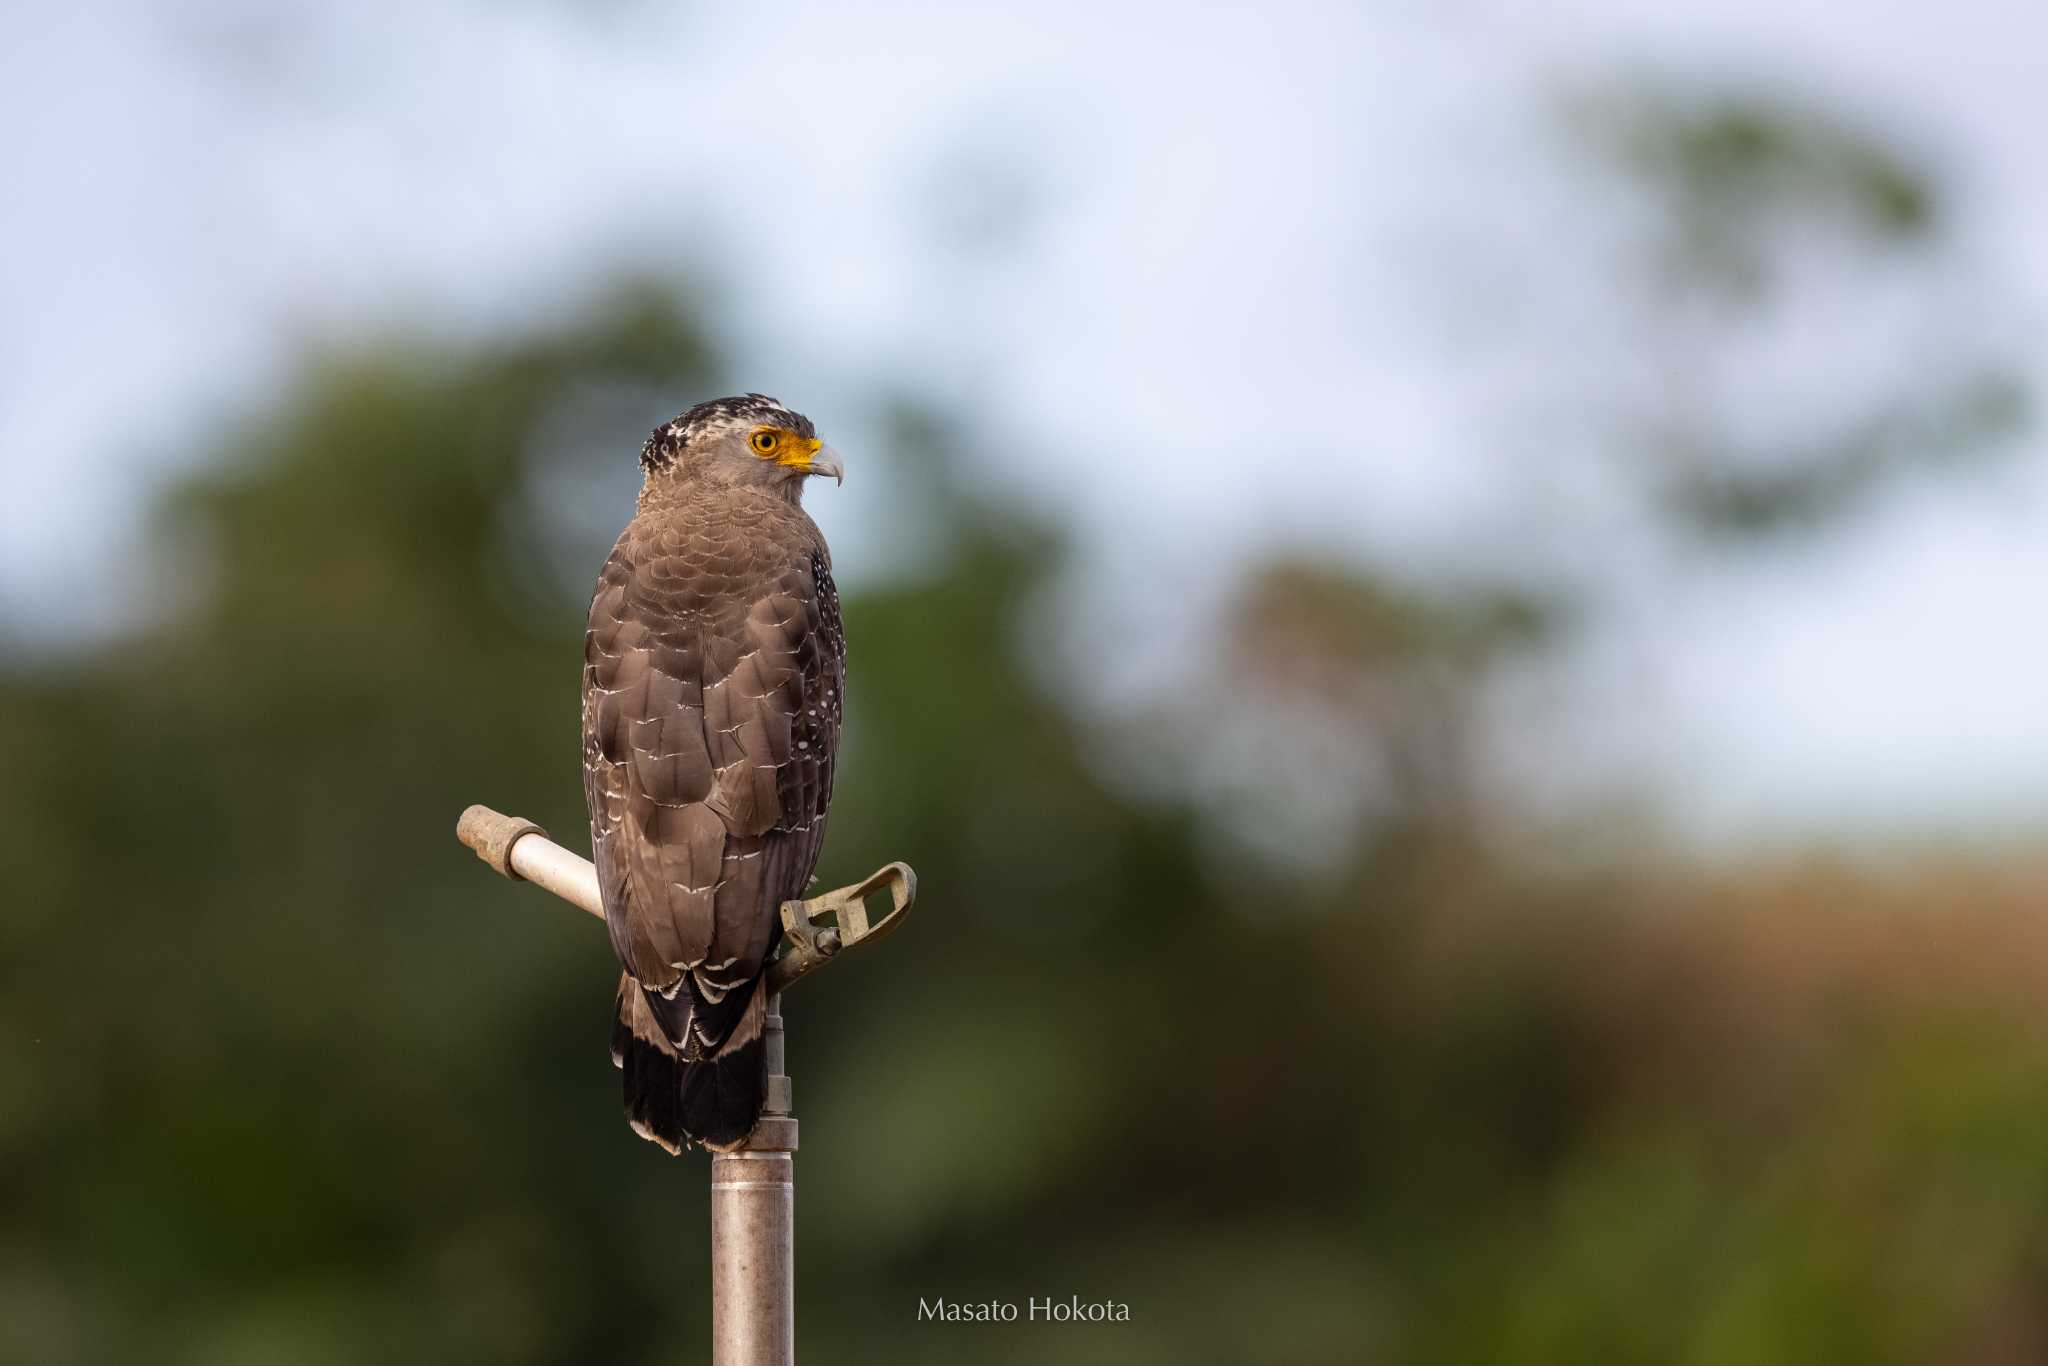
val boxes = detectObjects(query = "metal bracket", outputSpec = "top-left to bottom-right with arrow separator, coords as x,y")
771,862 -> 917,992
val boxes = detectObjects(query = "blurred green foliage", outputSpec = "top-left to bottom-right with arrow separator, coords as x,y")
1571,86 -> 2030,544
3,287 -> 2048,1366
1593,87 -> 1940,285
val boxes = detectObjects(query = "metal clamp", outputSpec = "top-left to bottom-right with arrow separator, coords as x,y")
771,862 -> 917,991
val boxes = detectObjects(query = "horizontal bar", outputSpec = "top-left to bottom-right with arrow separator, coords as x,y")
455,804 -> 836,993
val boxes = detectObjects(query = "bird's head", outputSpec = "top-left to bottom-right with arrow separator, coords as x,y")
639,393 -> 844,498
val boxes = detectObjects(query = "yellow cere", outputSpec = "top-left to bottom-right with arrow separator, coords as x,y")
751,427 -> 823,469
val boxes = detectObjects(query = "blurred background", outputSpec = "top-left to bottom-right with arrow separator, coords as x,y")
5,2 -> 2048,1362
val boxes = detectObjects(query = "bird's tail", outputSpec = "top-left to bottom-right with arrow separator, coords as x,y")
611,972 -> 768,1153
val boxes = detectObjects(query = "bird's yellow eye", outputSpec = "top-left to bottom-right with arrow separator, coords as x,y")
751,430 -> 780,455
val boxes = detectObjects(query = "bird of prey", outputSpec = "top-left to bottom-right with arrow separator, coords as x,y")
582,394 -> 846,1153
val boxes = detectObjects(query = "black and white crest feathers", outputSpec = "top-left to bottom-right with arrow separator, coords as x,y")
641,393 -> 817,472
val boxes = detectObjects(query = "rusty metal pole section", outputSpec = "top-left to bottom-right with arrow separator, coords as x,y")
456,805 -> 915,1366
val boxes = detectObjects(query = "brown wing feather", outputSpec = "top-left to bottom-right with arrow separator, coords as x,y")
582,500 -> 844,1060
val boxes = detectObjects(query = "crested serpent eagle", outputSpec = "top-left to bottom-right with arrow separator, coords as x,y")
583,394 -> 847,1153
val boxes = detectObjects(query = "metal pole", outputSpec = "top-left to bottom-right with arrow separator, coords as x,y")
712,994 -> 795,1366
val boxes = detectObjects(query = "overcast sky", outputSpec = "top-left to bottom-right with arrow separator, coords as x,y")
5,0 -> 2045,849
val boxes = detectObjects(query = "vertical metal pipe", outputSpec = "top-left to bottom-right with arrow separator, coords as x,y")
712,994 -> 796,1366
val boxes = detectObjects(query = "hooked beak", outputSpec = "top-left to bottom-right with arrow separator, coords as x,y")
806,442 -> 845,486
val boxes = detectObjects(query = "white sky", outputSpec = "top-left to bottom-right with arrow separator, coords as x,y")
4,0 -> 2045,849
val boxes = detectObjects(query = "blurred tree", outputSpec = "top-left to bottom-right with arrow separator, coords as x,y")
1116,558 -> 1562,882
1572,84 -> 2030,542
